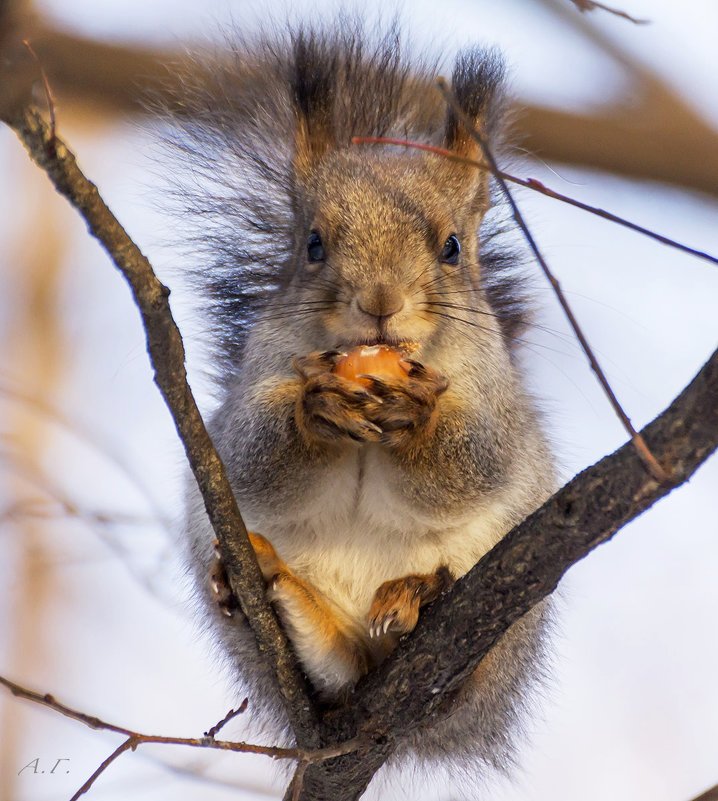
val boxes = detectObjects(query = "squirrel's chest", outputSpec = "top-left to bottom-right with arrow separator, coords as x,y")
297,446 -> 424,539
265,447 -> 499,619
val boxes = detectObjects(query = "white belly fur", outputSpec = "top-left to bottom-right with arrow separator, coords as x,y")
248,444 -> 510,625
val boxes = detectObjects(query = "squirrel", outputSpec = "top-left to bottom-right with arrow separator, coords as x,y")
168,19 -> 557,777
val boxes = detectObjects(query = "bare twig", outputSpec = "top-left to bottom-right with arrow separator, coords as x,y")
352,136 -> 718,268
291,760 -> 310,801
205,698 -> 249,738
0,103 -> 320,745
21,38 -> 56,143
436,78 -> 669,482
567,0 -> 649,24
0,675 -> 366,800
71,738 -> 136,801
0,380 -> 173,530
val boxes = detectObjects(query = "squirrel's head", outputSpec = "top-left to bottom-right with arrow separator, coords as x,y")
282,40 -> 509,355
161,26 -> 527,373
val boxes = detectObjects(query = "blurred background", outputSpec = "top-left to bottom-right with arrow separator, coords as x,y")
1,1 -> 717,800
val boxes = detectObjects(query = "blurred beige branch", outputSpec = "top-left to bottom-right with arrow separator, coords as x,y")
0,143 -> 66,800
566,0 -> 648,24
1,9 -> 717,195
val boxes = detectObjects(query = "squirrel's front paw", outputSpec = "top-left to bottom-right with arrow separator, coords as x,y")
362,359 -> 449,452
293,351 -> 384,446
368,567 -> 454,639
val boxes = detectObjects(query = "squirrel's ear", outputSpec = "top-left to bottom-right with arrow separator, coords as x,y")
442,49 -> 505,211
290,33 -> 337,184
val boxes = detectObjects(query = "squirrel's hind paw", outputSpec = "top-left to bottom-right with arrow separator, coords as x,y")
368,567 -> 454,639
209,532 -> 286,618
209,540 -> 239,618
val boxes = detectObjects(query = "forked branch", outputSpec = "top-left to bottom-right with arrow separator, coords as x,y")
0,676 -> 364,801
3,102 -> 717,801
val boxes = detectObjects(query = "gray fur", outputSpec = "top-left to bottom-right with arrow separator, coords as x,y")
169,17 -> 557,786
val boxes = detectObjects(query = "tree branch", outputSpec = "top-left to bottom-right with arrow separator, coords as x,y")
295,345 -> 718,798
529,0 -> 718,195
691,785 -> 718,801
3,92 -> 717,801
0,103 -> 320,746
0,675 -> 364,800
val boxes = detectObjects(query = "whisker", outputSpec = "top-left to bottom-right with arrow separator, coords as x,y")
253,307 -> 334,324
407,259 -> 441,292
254,299 -> 336,311
415,261 -> 468,296
421,299 -> 577,347
419,308 -> 576,358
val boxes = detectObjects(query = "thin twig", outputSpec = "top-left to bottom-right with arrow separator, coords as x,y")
291,761 -> 310,801
0,380 -> 173,531
21,39 -> 56,146
0,675 -> 366,800
351,136 -> 718,268
205,698 -> 249,738
70,738 -> 136,801
0,103 -> 319,745
568,0 -> 649,24
436,78 -> 669,482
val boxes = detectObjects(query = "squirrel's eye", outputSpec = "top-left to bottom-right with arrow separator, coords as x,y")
307,231 -> 325,263
439,234 -> 461,265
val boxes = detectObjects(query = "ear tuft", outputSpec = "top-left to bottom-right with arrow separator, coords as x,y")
444,47 -> 506,157
290,30 -> 338,181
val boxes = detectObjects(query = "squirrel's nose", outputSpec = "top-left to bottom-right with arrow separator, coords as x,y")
356,285 -> 405,320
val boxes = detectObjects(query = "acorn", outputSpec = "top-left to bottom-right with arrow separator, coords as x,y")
333,344 -> 411,387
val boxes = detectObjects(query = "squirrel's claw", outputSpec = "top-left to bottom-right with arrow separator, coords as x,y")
292,350 -> 343,380
367,568 -> 454,639
297,371 -> 384,446
209,539 -> 239,618
368,580 -> 420,639
362,364 -> 448,451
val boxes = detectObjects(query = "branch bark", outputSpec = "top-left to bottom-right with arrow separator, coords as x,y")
0,103 -> 320,747
294,345 -> 718,799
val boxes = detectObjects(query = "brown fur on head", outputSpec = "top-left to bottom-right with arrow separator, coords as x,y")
158,20 -> 528,378
287,34 -> 508,354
